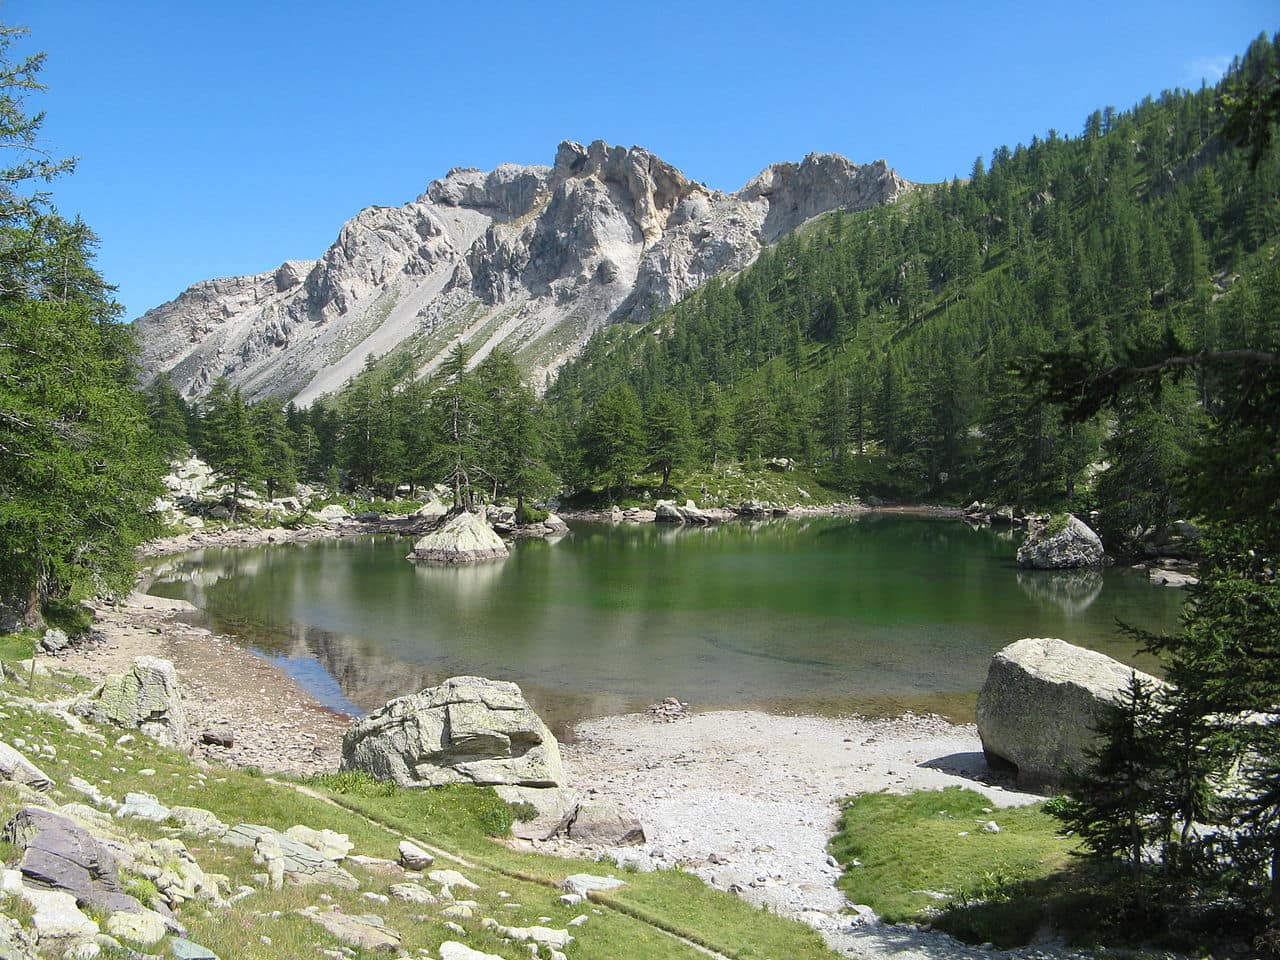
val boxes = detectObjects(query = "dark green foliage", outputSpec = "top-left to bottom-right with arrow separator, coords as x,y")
547,33 -> 1280,517
580,381 -> 645,499
198,379 -> 262,511
0,28 -> 162,621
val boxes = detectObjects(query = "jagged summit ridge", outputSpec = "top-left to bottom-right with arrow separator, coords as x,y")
135,140 -> 912,403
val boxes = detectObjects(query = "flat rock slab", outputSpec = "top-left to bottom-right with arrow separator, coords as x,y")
170,937 -> 221,959
224,824 -> 358,889
562,873 -> 626,897
2,808 -> 143,916
0,741 -> 54,792
309,912 -> 401,954
440,942 -> 504,960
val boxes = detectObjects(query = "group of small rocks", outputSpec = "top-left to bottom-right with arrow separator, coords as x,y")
0,663 -> 639,960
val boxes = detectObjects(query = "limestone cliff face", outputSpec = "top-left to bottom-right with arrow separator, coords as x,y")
135,140 -> 913,403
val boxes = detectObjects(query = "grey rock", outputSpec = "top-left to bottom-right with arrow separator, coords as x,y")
561,873 -> 626,897
104,910 -> 167,945
116,792 -> 171,823
0,741 -> 54,792
167,806 -> 227,838
135,141 -> 910,407
73,656 -> 191,751
408,510 -> 508,563
284,825 -> 351,861
308,911 -> 400,954
39,628 -> 71,654
555,799 -> 645,846
341,676 -> 564,788
1,808 -> 144,917
494,785 -> 580,841
1016,515 -> 1106,569
169,938 -> 220,960
223,824 -> 358,889
396,839 -> 433,870
199,724 -> 233,748
439,943 -> 503,960
976,637 -> 1163,788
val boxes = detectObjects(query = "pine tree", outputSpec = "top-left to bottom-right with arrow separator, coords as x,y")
251,401 -> 298,502
0,27 -> 164,623
200,380 -> 262,513
580,382 -> 644,499
644,388 -> 694,489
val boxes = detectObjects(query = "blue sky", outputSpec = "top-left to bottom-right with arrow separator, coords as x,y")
9,0 -> 1276,320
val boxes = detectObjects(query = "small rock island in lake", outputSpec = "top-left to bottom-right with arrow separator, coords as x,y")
407,510 -> 509,564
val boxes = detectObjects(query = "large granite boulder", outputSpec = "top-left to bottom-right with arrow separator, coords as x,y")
1016,515 -> 1106,569
655,500 -> 711,524
976,637 -> 1163,789
341,676 -> 565,787
73,656 -> 191,751
409,511 -> 509,563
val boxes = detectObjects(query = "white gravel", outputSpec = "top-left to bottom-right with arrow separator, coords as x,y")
560,709 -> 1068,959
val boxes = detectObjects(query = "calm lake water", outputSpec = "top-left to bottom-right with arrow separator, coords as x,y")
144,516 -> 1186,734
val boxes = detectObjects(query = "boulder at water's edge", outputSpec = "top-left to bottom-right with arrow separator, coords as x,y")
1016,515 -> 1106,569
340,676 -> 564,788
976,637 -> 1161,789
409,511 -> 509,563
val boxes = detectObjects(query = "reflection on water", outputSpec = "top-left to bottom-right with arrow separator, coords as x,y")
1016,569 -> 1105,616
146,517 -> 1185,732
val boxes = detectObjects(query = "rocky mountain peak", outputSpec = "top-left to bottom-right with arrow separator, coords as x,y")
135,141 -> 913,404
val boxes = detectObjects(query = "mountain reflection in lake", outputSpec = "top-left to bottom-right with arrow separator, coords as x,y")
144,516 -> 1184,734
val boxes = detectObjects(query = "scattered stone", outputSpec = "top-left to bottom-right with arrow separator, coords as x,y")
167,806 -> 228,838
388,882 -> 436,905
0,741 -> 54,792
561,874 -> 625,897
308,505 -> 350,523
427,869 -> 479,891
104,910 -> 167,945
976,637 -> 1163,788
554,798 -> 644,845
341,676 -> 565,788
169,937 -> 221,960
982,821 -> 1001,834
480,918 -> 573,948
285,826 -> 353,862
199,725 -> 233,748
308,911 -> 401,954
494,786 -> 580,841
644,697 -> 689,722
408,510 -> 509,563
73,656 -> 192,750
39,628 -> 72,654
396,840 -> 433,870
224,824 -> 358,889
116,792 -> 172,822
440,942 -> 503,960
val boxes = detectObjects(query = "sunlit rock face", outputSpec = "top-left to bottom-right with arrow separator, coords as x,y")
134,141 -> 912,404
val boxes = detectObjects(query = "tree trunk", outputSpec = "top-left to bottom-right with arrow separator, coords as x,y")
22,584 -> 42,628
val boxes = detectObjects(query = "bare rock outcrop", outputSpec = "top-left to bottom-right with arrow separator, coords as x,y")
135,141 -> 912,405
340,676 -> 565,788
73,656 -> 191,751
976,637 -> 1162,789
408,510 -> 509,563
1016,515 -> 1106,569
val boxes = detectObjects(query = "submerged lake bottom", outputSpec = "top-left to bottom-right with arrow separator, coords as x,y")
144,515 -> 1185,736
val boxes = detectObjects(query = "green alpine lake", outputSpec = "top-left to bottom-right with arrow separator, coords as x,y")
144,515 -> 1185,733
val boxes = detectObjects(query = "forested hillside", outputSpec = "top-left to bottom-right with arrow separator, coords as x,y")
546,32 -> 1280,533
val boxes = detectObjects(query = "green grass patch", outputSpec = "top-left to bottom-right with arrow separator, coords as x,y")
0,631 -> 35,662
830,787 -> 1079,946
